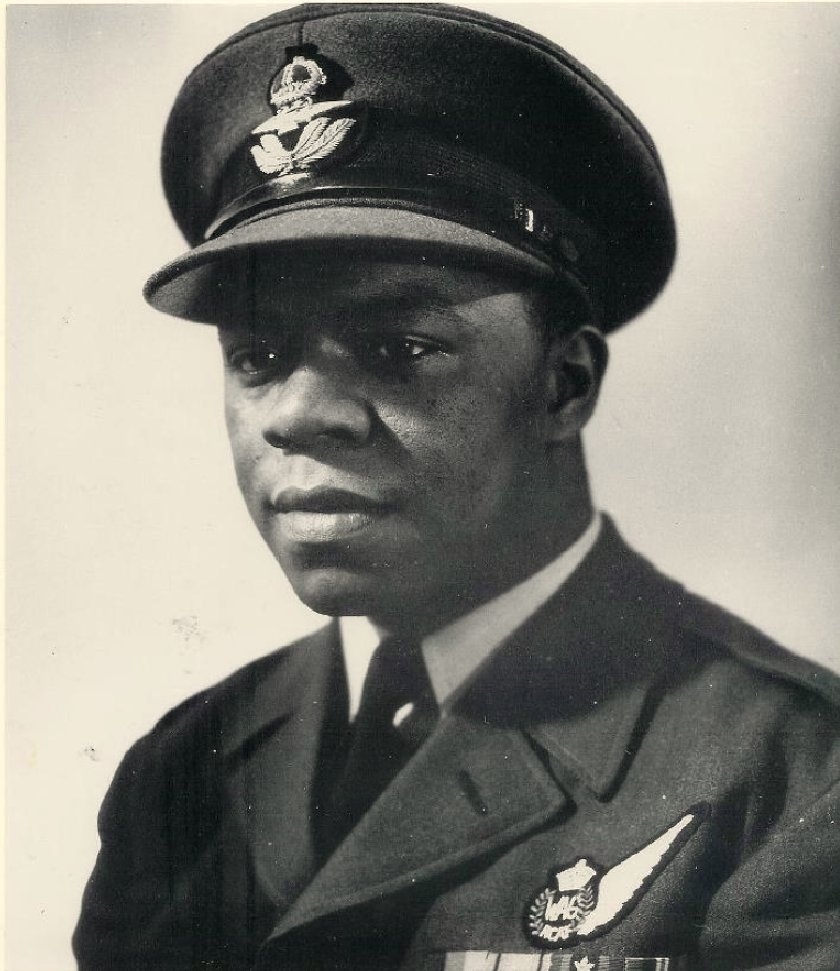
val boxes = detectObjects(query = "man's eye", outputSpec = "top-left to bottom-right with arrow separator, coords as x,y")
227,345 -> 283,376
370,337 -> 442,362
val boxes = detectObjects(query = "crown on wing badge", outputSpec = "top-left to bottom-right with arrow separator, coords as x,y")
250,56 -> 365,183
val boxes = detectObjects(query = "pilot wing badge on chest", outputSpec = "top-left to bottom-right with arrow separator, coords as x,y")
526,807 -> 706,948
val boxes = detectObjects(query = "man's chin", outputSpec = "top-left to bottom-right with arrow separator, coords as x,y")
285,565 -> 404,621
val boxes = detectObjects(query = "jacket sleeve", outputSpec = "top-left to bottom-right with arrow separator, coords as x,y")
71,703 -> 234,971
696,777 -> 840,970
73,737 -> 176,969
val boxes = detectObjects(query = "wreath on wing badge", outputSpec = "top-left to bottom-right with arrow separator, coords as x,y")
527,858 -> 599,947
250,56 -> 366,184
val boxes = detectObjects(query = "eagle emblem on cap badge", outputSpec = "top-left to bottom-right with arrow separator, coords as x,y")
250,56 -> 365,183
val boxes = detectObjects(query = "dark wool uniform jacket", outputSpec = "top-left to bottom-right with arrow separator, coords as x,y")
74,519 -> 840,971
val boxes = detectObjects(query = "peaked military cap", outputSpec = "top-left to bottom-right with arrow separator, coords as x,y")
144,3 -> 676,331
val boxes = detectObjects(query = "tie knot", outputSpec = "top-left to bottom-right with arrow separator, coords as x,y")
361,636 -> 434,726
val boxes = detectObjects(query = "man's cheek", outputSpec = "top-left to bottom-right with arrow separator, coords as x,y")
415,439 -> 511,527
228,442 -> 269,532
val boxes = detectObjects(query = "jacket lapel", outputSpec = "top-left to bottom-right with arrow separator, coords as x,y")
474,516 -> 671,799
271,711 -> 567,937
268,518 -> 669,940
220,623 -> 344,912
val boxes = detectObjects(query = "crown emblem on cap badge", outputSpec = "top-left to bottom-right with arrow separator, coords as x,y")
250,56 -> 364,184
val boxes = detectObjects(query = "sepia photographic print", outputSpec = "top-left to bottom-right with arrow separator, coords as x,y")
7,4 -> 840,969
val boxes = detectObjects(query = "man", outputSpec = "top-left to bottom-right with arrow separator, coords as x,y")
74,4 -> 840,970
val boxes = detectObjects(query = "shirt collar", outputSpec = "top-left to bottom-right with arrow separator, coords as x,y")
340,511 -> 602,720
338,614 -> 382,722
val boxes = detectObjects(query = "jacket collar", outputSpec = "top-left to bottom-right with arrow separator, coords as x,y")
217,626 -> 337,763
459,515 -> 670,799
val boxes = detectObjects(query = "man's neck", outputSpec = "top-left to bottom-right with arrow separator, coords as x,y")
340,510 -> 602,719
373,498 -> 596,637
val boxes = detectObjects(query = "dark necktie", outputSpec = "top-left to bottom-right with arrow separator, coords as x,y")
319,635 -> 438,854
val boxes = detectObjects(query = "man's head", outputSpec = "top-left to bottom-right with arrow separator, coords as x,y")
143,3 -> 675,629
218,254 -> 606,630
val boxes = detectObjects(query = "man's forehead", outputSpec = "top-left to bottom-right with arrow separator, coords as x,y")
212,255 -> 540,329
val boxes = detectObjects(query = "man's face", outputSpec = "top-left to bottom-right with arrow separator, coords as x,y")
219,258 -> 564,629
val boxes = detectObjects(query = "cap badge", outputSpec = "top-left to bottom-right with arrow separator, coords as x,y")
526,809 -> 704,949
250,56 -> 364,184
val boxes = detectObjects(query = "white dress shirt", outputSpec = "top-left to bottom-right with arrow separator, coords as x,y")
339,512 -> 602,721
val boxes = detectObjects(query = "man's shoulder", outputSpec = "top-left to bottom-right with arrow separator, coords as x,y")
673,581 -> 840,709
583,529 -> 840,806
600,520 -> 840,715
128,623 -> 336,760
91,624 -> 339,843
616,550 -> 840,761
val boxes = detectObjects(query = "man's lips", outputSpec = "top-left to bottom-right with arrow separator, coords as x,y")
269,487 -> 399,543
271,486 -> 396,514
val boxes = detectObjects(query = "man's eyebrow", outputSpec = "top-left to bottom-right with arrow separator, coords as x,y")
218,286 -> 477,337
340,288 -> 473,330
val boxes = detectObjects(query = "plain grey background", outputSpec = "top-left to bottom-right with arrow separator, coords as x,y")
7,3 -> 840,968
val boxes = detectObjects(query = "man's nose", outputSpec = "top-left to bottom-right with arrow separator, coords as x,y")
260,345 -> 372,450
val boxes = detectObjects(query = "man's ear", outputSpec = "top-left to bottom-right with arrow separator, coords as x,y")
543,325 -> 609,441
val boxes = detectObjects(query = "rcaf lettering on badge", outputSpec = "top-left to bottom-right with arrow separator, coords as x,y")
526,809 -> 705,949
